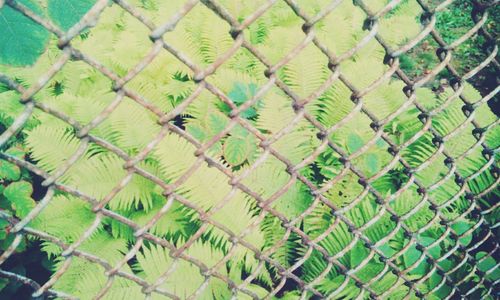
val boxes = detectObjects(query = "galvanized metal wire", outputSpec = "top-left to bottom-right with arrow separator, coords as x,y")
0,0 -> 498,299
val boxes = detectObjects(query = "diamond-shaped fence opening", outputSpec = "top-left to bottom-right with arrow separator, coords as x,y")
0,0 -> 498,299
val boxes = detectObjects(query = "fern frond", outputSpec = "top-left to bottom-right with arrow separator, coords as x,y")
153,133 -> 259,237
136,242 -> 231,299
280,45 -> 329,98
65,153 -> 157,211
26,123 -> 81,172
378,0 -> 423,49
49,232 -> 137,299
32,195 -> 99,254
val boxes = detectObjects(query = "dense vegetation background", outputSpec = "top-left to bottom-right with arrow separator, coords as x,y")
0,0 -> 498,299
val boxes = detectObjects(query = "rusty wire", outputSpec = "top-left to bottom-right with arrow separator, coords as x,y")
0,0 -> 498,299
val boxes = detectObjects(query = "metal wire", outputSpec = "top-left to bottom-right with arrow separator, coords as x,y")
0,0 -> 498,299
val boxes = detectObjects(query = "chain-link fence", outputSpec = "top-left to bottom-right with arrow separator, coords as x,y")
0,0 -> 498,299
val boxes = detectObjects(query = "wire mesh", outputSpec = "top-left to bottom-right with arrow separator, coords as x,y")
0,0 -> 498,299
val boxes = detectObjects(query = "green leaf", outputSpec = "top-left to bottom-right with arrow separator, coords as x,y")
273,183 -> 312,219
0,0 -> 49,66
186,124 -> 207,142
476,252 -> 496,272
0,160 -> 21,181
48,0 -> 97,31
230,124 -> 249,138
349,242 -> 369,268
279,291 -> 301,299
240,106 -> 258,119
0,219 -> 9,240
403,243 -> 426,276
365,153 -> 379,174
0,233 -> 26,252
375,138 -> 386,148
346,133 -> 364,153
403,236 -> 440,278
3,181 -> 35,218
6,146 -> 25,159
451,221 -> 472,246
475,251 -> 500,281
378,242 -> 395,257
223,135 -> 253,166
0,147 -> 24,181
419,236 -> 440,259
428,271 -> 452,298
207,113 -> 229,135
186,123 -> 223,155
0,91 -> 24,125
228,82 -> 257,105
227,82 -> 259,119
0,277 -> 8,291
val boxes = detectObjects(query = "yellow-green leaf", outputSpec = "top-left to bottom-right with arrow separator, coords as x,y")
223,134 -> 255,166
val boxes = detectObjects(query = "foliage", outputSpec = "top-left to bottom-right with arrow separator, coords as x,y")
47,0 -> 97,31
0,92 -> 51,297
0,0 -> 49,66
0,0 -> 99,67
0,0 -> 498,299
402,0 -> 499,91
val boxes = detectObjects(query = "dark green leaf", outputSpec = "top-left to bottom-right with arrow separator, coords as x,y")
0,0 -> 49,66
48,0 -> 97,31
